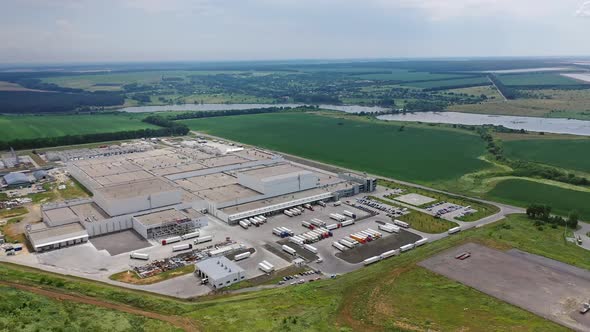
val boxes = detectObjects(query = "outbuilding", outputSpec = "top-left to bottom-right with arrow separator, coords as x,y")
3,172 -> 31,188
195,256 -> 246,289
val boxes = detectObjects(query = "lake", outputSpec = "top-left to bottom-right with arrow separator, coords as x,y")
117,103 -> 390,114
377,112 -> 590,136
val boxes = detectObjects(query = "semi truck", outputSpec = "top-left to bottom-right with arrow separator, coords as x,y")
393,220 -> 409,228
162,236 -> 182,245
172,243 -> 193,252
181,231 -> 200,241
343,210 -> 357,218
234,251 -> 251,261
130,252 -> 149,260
448,226 -> 462,235
194,235 -> 213,244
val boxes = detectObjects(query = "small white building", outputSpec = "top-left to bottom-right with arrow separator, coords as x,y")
195,256 -> 246,289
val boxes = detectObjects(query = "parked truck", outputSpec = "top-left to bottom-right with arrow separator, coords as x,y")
343,210 -> 357,218
363,256 -> 381,265
181,231 -> 200,241
172,243 -> 193,252
415,238 -> 428,246
130,252 -> 149,260
282,244 -> 297,255
258,261 -> 275,273
234,251 -> 251,261
194,235 -> 213,244
393,220 -> 409,228
162,236 -> 181,245
239,220 -> 249,229
304,244 -> 318,254
448,226 -> 462,235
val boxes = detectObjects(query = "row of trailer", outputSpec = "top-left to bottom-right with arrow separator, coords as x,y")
289,227 -> 333,245
363,237 -> 429,265
272,227 -> 295,238
284,207 -> 303,217
258,260 -> 275,273
161,234 -> 213,246
239,215 -> 268,229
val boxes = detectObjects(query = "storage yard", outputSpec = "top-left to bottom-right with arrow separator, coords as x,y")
420,243 -> 590,332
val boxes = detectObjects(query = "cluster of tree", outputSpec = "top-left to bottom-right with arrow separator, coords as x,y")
423,82 -> 491,92
131,93 -> 152,103
168,106 -> 309,121
510,160 -> 589,186
403,100 -> 447,112
526,204 -> 579,229
292,94 -> 342,104
15,78 -> 84,93
142,115 -> 190,135
0,91 -> 124,114
487,74 -> 517,100
0,127 -> 183,151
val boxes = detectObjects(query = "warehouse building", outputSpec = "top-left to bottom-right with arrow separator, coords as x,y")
2,172 -> 31,188
195,256 -> 246,289
27,222 -> 89,252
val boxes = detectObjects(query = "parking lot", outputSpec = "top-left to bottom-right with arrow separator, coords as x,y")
419,243 -> 590,332
90,230 -> 151,256
336,229 -> 421,263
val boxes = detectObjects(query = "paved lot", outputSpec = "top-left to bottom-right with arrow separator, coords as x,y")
90,230 -> 151,256
394,193 -> 436,206
419,243 -> 590,332
336,229 -> 421,263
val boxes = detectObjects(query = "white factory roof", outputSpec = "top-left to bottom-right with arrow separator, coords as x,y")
95,178 -> 177,199
239,163 -> 310,180
196,256 -> 244,280
27,222 -> 88,249
134,209 -> 189,226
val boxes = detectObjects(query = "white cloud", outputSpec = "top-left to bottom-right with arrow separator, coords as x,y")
577,1 -> 590,16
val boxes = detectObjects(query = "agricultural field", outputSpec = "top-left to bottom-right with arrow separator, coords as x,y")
497,72 -> 583,86
0,114 -> 157,141
352,69 -> 468,82
447,85 -> 503,99
0,214 -> 579,331
503,138 -> 590,173
486,179 -> 590,219
0,285 -> 181,332
400,76 -> 491,89
181,112 -> 490,184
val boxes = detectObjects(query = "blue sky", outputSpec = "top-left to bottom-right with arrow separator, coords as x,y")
1,0 -> 589,63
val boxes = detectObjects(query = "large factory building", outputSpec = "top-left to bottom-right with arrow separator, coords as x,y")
27,140 -> 374,251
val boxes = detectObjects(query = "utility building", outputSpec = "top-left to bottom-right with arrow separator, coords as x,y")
195,256 -> 246,289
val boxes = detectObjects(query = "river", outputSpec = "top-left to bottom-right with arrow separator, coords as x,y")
377,112 -> 590,136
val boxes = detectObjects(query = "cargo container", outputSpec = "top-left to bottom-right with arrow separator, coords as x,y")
379,224 -> 399,233
363,256 -> 381,265
304,244 -> 318,254
240,220 -> 249,229
249,218 -> 259,226
130,252 -> 149,260
380,249 -> 400,259
448,226 -> 461,235
258,215 -> 267,222
339,238 -> 357,248
326,223 -> 339,230
340,219 -> 355,227
282,244 -> 297,255
254,216 -> 265,224
342,210 -> 357,218
234,251 -> 251,261
162,236 -> 182,245
172,243 -> 193,252
400,243 -> 415,252
366,229 -> 382,238
289,236 -> 305,245
258,261 -> 274,273
194,235 -> 213,244
415,238 -> 428,246
318,201 -> 326,207
332,242 -> 346,251
330,213 -> 342,221
181,231 -> 200,240
393,220 -> 410,228
284,210 -> 294,217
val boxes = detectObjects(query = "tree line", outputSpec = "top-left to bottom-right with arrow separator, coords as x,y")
526,204 -> 579,229
0,91 -> 124,114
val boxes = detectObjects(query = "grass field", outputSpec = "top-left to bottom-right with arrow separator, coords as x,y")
497,73 -> 582,86
487,179 -> 590,219
400,76 -> 491,89
181,112 -> 489,184
0,214 -> 578,331
448,85 -> 503,99
503,138 -> 590,173
0,285 -> 180,332
0,114 -> 156,141
109,265 -> 195,285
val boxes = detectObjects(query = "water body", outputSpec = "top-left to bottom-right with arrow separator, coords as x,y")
377,112 -> 590,136
117,103 -> 389,114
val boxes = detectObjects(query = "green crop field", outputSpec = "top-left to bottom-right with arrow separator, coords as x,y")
487,179 -> 590,219
400,76 -> 491,89
0,214 -> 577,331
353,69 -> 467,81
503,138 -> 590,173
181,112 -> 489,184
497,73 -> 581,86
0,114 -> 157,141
0,285 -> 180,332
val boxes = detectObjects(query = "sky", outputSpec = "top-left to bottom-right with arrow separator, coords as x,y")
0,0 -> 589,63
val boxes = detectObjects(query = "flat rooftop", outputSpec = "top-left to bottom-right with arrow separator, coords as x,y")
69,202 -> 109,222
95,178 -> 177,200
28,222 -> 88,247
175,173 -> 237,192
198,155 -> 249,168
44,202 -> 109,226
239,163 -> 308,179
134,209 -> 188,226
44,207 -> 79,226
196,256 -> 244,280
195,183 -> 260,203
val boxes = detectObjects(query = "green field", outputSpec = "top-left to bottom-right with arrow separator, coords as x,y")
0,214 -> 577,331
0,114 -> 157,141
181,112 -> 489,184
401,76 -> 491,89
0,285 -> 180,332
487,179 -> 590,219
503,138 -> 590,173
497,73 -> 581,86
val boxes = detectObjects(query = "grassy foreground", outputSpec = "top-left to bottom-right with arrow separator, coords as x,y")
0,214 -> 582,331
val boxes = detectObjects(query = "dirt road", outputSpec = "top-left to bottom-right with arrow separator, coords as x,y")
0,281 -> 199,332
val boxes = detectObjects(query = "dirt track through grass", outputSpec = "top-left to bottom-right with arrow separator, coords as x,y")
0,281 -> 199,332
